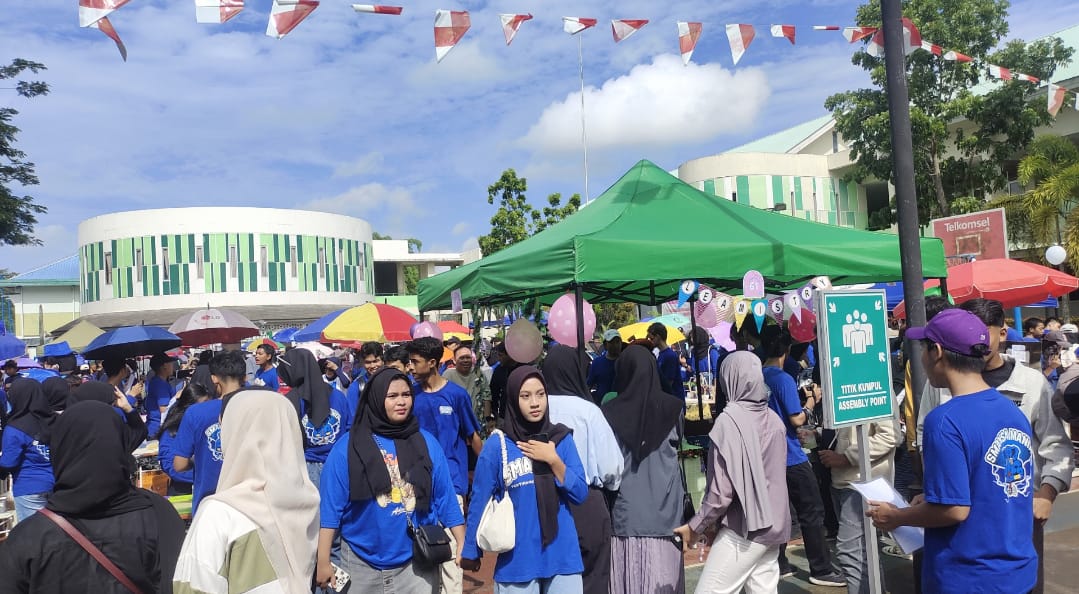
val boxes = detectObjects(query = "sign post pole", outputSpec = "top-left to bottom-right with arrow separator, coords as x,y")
816,288 -> 894,594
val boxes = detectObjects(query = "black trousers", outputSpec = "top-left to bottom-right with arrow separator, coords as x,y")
778,461 -> 836,577
570,487 -> 612,594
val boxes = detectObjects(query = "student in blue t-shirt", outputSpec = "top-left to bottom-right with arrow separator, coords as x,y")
145,353 -> 178,438
345,341 -> 385,416
174,350 -> 246,515
0,379 -> 56,521
252,343 -> 280,391
587,330 -> 623,404
461,365 -> 588,589
869,309 -> 1038,594
646,323 -> 686,400
760,326 -> 844,586
155,381 -> 213,496
315,367 -> 464,592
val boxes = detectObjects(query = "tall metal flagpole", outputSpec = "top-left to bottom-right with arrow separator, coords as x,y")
578,34 -> 590,203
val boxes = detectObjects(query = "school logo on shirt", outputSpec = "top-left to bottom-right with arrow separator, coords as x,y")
504,456 -> 533,485
205,423 -> 223,462
32,440 -> 50,461
302,409 -> 343,447
984,427 -> 1033,498
439,405 -> 453,415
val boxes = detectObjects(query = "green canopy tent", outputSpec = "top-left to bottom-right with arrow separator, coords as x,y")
419,160 -> 947,312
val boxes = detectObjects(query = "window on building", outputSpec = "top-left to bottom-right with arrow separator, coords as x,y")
730,192 -> 737,202
104,252 -> 112,285
229,245 -> 238,278
260,246 -> 268,277
162,247 -> 170,281
195,246 -> 204,279
338,246 -> 344,280
318,247 -> 326,279
290,246 -> 298,277
832,130 -> 839,154
135,249 -> 143,283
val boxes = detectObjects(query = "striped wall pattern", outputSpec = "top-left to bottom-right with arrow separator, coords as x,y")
80,233 -> 373,303
698,175 -> 869,229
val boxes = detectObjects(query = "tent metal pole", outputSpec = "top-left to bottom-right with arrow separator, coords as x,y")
574,284 -> 587,360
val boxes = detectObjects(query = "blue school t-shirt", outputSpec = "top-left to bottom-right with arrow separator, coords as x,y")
253,366 -> 279,392
921,388 -> 1037,594
763,365 -> 809,467
158,429 -> 193,486
412,380 -> 482,496
656,348 -> 686,399
587,355 -> 616,401
0,426 -> 54,496
319,430 -> 464,570
145,375 -> 173,437
174,399 -> 224,515
299,388 -> 353,463
463,433 -> 588,583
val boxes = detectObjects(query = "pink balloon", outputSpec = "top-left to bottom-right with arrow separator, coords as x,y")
505,319 -> 543,363
547,294 -> 597,348
411,321 -> 444,341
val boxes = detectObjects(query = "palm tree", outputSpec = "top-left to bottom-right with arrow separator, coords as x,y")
994,135 -> 1079,265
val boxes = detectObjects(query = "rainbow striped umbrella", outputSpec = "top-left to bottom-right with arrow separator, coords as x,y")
321,303 -> 417,343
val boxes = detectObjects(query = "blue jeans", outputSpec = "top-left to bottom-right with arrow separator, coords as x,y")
14,493 -> 49,522
496,574 -> 583,594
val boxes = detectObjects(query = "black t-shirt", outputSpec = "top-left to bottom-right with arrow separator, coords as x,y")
982,358 -> 1016,389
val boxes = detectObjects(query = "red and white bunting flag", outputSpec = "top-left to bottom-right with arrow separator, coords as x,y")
266,0 -> 319,39
920,40 -> 942,55
563,16 -> 597,36
351,4 -> 402,15
843,26 -> 878,42
1048,83 -> 1067,116
1015,73 -> 1040,83
89,16 -> 127,61
499,13 -> 532,46
195,0 -> 244,24
987,64 -> 1012,81
813,25 -> 840,31
726,24 -> 755,65
770,24 -> 795,44
612,19 -> 648,43
867,17 -> 922,57
678,21 -> 703,66
943,49 -> 972,62
79,0 -> 130,28
434,9 -> 470,62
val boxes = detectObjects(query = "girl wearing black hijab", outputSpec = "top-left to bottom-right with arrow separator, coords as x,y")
315,367 -> 464,593
42,376 -> 71,413
0,400 -> 185,592
461,365 -> 589,592
70,380 -> 149,452
279,348 -> 353,490
602,345 -> 685,594
0,378 -> 56,521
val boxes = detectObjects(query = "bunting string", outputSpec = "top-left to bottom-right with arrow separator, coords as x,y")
76,3 -> 1077,117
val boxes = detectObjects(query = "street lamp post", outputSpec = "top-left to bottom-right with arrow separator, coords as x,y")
1046,244 -> 1071,321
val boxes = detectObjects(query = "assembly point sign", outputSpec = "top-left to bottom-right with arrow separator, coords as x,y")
815,289 -> 895,428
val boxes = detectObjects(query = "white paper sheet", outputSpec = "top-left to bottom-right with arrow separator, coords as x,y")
852,477 -> 925,554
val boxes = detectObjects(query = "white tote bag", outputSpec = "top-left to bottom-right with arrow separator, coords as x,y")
476,430 -> 515,553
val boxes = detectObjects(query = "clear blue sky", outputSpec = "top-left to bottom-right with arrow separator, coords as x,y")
1,0 -> 1076,272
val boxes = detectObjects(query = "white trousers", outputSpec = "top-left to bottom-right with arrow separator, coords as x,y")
694,528 -> 780,594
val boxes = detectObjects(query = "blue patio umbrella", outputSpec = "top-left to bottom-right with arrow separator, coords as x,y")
293,309 -> 347,343
0,333 -> 25,361
82,325 -> 182,360
273,327 -> 299,343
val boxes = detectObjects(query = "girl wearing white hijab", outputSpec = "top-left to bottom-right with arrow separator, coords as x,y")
675,351 -> 792,594
173,390 -> 320,594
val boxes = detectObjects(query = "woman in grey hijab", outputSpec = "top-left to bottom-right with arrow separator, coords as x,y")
675,351 -> 792,594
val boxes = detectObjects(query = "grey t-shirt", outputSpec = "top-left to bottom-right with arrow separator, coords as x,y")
611,425 -> 684,538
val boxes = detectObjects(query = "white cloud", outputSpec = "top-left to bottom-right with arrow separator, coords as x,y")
333,152 -> 385,178
305,183 -> 418,217
451,222 -> 469,236
520,54 -> 770,154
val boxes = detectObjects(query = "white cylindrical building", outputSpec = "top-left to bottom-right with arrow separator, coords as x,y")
77,207 -> 373,325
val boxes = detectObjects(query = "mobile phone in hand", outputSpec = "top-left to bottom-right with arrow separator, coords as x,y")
331,564 -> 350,592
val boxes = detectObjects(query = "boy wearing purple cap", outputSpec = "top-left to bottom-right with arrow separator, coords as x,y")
867,309 -> 1037,594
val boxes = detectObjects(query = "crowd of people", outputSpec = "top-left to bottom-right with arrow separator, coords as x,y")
0,301 -> 1073,594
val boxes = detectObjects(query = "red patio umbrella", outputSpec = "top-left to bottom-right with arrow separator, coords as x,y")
893,258 -> 1079,319
169,308 -> 261,346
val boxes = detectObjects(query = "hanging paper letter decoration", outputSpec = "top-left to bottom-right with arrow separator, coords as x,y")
751,299 -> 768,332
770,24 -> 795,44
733,298 -> 750,331
266,0 -> 319,39
677,21 -> 702,66
716,293 -> 734,323
742,270 -> 765,299
768,297 -> 786,322
677,280 -> 699,309
726,24 -> 755,65
434,9 -> 471,62
612,19 -> 648,43
563,16 -> 597,35
499,13 -> 532,45
195,0 -> 244,24
785,292 -> 803,322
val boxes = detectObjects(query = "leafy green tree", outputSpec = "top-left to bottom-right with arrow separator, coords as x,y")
1,59 -> 49,245
478,169 -> 580,256
992,135 -> 1079,265
825,0 -> 1073,225
595,303 -> 637,330
372,232 -> 423,293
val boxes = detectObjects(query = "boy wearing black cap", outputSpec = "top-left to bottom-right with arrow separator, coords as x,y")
867,309 -> 1037,594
